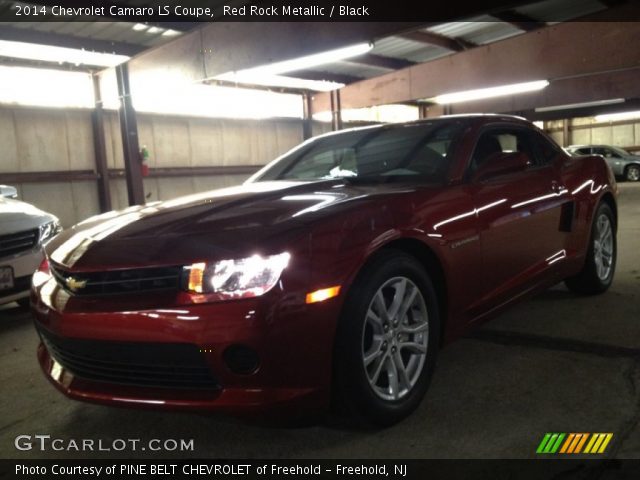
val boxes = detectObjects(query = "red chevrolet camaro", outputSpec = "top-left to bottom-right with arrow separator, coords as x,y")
31,114 -> 617,426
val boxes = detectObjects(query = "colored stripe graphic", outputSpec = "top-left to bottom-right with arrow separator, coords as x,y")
536,433 -> 552,454
597,434 -> 613,454
560,434 -> 575,454
538,433 -> 613,454
583,434 -> 598,454
574,434 -> 588,453
567,434 -> 582,453
550,433 -> 565,453
536,433 -> 566,453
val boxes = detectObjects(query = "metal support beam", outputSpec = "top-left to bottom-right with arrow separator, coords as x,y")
126,22 -> 424,88
491,11 -> 546,31
563,119 -> 570,147
311,12 -> 640,113
115,63 -> 145,207
91,75 -> 112,213
398,31 -> 475,52
330,90 -> 342,131
291,70 -> 362,85
346,53 -> 416,70
302,92 -> 313,140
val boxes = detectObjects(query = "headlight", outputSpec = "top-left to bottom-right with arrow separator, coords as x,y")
39,221 -> 62,245
183,252 -> 290,300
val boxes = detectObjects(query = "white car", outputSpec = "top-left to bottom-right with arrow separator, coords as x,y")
0,185 -> 61,307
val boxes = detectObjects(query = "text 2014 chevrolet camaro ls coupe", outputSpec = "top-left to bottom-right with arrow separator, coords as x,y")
31,115 -> 617,426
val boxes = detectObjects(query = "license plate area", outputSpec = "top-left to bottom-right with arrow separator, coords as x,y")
0,266 -> 14,291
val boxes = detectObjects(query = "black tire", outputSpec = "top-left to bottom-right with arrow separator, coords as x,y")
332,249 -> 440,427
625,165 -> 640,182
16,297 -> 30,309
565,202 -> 616,295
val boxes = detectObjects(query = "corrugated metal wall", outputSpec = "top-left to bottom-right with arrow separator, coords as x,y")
0,107 -> 101,227
0,105 -> 314,226
546,118 -> 640,148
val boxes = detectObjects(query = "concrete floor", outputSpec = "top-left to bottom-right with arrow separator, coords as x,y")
1,183 -> 639,460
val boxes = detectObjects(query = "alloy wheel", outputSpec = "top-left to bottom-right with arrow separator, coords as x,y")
361,276 -> 429,401
627,166 -> 640,182
594,213 -> 614,281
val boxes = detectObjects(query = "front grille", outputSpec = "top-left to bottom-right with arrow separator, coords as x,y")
0,228 -> 39,258
39,329 -> 219,390
50,264 -> 182,296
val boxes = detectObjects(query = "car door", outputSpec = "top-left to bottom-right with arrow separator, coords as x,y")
469,126 -> 568,312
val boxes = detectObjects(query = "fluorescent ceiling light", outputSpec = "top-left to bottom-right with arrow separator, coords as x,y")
133,23 -> 148,31
215,72 -> 343,92
0,40 -> 129,67
535,98 -> 625,113
431,80 -> 549,105
147,26 -> 162,34
211,42 -> 371,91
595,110 -> 640,122
229,43 -> 371,77
162,29 -> 181,37
313,104 -> 419,123
115,83 -> 303,120
0,66 -> 93,108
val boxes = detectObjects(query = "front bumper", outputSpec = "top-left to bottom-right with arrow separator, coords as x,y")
32,274 -> 343,415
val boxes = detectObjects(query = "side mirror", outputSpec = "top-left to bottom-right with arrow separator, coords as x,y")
0,185 -> 18,199
473,152 -> 531,181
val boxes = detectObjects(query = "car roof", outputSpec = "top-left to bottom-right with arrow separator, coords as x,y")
568,144 -> 617,148
314,114 -> 534,140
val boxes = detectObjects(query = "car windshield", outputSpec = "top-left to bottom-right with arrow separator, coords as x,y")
611,146 -> 631,157
251,121 -> 464,183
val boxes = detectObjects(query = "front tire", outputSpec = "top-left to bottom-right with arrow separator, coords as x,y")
565,202 -> 616,294
333,250 -> 440,427
625,165 -> 640,182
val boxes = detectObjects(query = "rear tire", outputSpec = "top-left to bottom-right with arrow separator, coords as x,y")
625,165 -> 640,182
565,202 -> 616,295
332,249 -> 440,427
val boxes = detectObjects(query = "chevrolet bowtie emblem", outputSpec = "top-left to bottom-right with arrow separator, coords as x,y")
65,276 -> 87,292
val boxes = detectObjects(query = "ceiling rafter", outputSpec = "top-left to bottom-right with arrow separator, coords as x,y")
491,11 -> 547,32
346,53 -> 415,70
288,70 -> 363,85
397,30 -> 476,52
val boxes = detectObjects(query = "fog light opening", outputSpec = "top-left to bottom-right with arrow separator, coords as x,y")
224,345 -> 260,375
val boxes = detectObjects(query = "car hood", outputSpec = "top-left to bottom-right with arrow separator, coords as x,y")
0,196 -> 57,235
46,179 -> 421,270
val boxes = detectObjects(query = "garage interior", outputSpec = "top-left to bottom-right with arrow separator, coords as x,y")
1,0 -> 640,459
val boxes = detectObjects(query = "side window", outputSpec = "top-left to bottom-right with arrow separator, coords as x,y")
470,129 -> 535,174
592,147 -> 608,157
603,148 -> 620,158
576,148 -> 591,155
530,131 -> 561,165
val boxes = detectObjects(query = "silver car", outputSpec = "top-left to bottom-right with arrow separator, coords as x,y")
0,185 -> 61,307
566,145 -> 640,181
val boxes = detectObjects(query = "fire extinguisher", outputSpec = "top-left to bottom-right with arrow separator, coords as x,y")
140,145 -> 150,177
